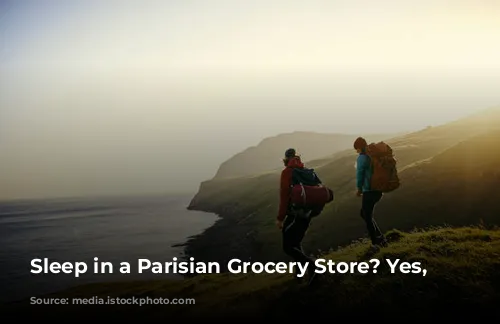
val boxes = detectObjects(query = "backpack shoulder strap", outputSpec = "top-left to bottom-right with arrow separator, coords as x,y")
312,170 -> 322,184
290,167 -> 299,186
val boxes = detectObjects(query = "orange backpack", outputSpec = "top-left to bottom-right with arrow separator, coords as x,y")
366,141 -> 400,193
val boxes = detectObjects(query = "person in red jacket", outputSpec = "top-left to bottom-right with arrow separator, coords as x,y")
276,148 -> 324,285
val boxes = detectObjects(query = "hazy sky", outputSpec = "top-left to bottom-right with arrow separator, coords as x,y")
1,0 -> 500,200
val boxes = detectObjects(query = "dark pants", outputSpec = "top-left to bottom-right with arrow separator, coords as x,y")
282,207 -> 322,275
360,191 -> 385,245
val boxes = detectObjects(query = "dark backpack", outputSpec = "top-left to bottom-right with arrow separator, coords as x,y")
288,167 -> 334,217
291,167 -> 322,186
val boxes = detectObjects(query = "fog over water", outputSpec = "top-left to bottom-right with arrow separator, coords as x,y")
1,0 -> 499,200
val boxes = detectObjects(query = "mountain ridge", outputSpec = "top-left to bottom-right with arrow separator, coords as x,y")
213,131 -> 403,179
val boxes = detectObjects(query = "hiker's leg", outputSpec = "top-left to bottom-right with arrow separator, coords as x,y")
282,215 -> 299,259
360,192 -> 383,244
370,191 -> 386,244
282,215 -> 313,266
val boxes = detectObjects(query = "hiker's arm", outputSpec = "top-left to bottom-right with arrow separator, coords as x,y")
356,155 -> 367,191
277,168 -> 292,221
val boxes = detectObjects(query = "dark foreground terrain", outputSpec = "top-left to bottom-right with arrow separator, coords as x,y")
3,226 -> 500,321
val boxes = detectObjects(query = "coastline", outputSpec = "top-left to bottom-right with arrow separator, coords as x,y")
181,200 -> 273,274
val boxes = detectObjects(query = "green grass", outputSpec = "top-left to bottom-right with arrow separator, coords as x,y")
6,226 -> 500,320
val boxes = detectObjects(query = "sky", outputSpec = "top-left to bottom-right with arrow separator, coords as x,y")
1,0 -> 500,200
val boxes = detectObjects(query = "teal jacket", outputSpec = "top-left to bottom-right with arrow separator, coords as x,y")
356,153 -> 373,192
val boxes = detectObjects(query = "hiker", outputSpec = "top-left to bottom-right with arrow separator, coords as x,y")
353,137 -> 388,247
276,148 -> 331,284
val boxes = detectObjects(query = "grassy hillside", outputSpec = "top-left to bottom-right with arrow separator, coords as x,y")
213,131 -> 401,179
6,227 -> 500,320
186,107 -> 500,266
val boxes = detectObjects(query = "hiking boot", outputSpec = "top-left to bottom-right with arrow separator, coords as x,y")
376,238 -> 388,248
307,272 -> 317,286
378,240 -> 388,248
374,236 -> 388,248
307,268 -> 322,287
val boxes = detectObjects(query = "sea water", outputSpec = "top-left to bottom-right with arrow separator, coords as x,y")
0,194 -> 219,303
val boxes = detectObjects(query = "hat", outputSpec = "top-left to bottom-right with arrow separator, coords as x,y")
353,137 -> 367,150
284,148 -> 296,158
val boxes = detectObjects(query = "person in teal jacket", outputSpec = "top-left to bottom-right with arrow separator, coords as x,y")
354,137 -> 388,247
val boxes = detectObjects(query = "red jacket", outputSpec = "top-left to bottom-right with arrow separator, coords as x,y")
277,157 -> 304,221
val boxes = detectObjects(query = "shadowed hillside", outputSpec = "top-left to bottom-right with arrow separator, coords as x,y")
213,131 -> 401,179
5,227 -> 500,321
186,107 -> 500,266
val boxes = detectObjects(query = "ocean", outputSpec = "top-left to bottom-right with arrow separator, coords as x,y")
0,194 -> 219,303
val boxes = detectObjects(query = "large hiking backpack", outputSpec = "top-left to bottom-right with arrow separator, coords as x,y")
289,167 -> 334,208
365,141 -> 400,193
